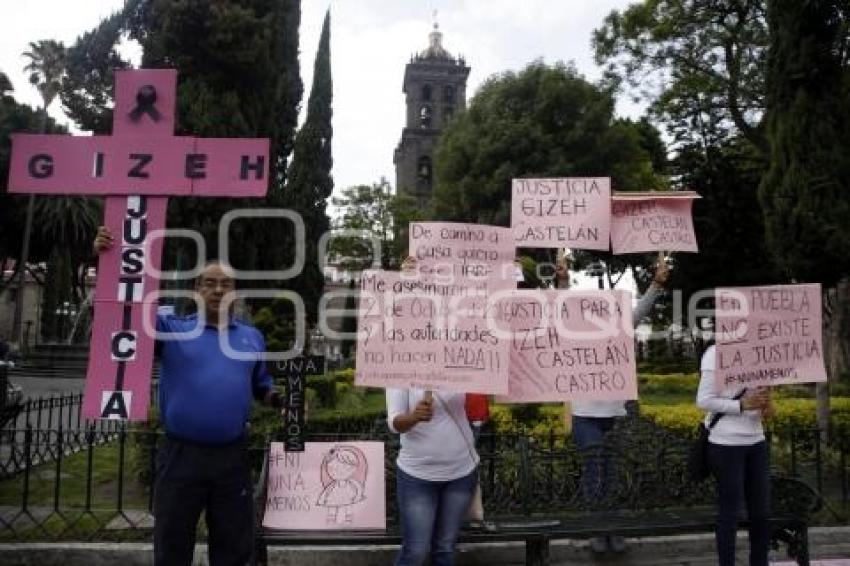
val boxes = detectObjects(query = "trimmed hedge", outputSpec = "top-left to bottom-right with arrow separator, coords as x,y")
489,398 -> 850,442
638,373 -> 699,396
641,397 -> 850,439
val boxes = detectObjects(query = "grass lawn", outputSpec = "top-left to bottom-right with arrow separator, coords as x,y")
0,440 -> 150,512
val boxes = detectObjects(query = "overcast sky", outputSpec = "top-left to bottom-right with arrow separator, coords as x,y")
1,0 -> 642,194
1,0 -> 643,290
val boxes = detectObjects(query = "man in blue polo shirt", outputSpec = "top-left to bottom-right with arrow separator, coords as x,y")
94,226 -> 283,566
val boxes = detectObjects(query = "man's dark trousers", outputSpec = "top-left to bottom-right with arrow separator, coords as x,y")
154,436 -> 254,566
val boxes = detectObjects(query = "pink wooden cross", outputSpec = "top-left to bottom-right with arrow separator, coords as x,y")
8,69 -> 269,420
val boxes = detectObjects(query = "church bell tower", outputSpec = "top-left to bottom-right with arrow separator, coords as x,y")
393,22 -> 470,207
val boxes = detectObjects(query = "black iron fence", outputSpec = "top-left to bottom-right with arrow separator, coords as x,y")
0,393 -> 123,477
0,414 -> 848,542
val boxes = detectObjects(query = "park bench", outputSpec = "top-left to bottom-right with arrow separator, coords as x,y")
252,414 -> 822,566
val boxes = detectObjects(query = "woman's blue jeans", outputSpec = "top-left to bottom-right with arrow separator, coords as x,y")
394,466 -> 478,566
572,416 -> 618,507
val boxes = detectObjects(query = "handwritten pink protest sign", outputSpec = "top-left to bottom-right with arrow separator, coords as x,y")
496,289 -> 638,402
610,192 -> 699,254
409,222 -> 515,282
715,284 -> 826,389
8,69 -> 269,420
355,270 -> 510,394
263,442 -> 386,531
511,177 -> 611,250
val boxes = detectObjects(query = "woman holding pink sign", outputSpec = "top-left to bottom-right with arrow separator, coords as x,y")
387,388 -> 479,566
697,343 -> 774,566
385,256 -> 479,566
557,255 -> 669,554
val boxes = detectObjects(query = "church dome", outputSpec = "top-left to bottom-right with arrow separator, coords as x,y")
420,22 -> 452,60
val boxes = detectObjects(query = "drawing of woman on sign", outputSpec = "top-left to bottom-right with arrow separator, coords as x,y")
317,445 -> 368,524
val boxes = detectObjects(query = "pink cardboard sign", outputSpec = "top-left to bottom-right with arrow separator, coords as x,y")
355,270 -> 511,394
263,442 -> 386,531
409,222 -> 516,282
112,69 -> 177,136
497,289 -> 638,402
715,284 -> 826,389
8,68 -> 271,422
81,300 -> 157,421
190,138 -> 270,197
94,196 -> 167,304
611,193 -> 698,254
8,69 -> 268,198
511,177 -> 611,250
8,135 -> 268,197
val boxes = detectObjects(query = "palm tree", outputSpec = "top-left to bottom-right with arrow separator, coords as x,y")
12,40 -> 66,349
23,40 -> 65,109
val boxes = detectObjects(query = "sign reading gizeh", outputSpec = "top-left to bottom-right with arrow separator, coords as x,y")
511,177 -> 611,250
496,289 -> 638,402
263,441 -> 386,531
8,69 -> 270,421
715,284 -> 826,389
355,270 -> 511,394
610,191 -> 699,254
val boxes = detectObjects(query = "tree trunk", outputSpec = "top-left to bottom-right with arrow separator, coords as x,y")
826,278 -> 850,381
817,277 -> 850,438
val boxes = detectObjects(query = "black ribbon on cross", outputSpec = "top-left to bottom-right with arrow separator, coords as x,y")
129,84 -> 162,123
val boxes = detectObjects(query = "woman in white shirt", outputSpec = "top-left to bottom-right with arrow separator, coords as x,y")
386,388 -> 479,566
697,344 -> 774,566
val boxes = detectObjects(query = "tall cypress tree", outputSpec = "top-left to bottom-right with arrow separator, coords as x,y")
760,0 -> 850,428
285,9 -> 333,324
61,0 -> 303,274
272,0 -> 303,189
759,0 -> 850,284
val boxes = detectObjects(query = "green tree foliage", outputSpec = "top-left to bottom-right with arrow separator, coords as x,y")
1,60 -> 95,296
592,0 -> 780,310
759,0 -> 850,285
0,72 -> 12,95
330,179 -> 421,271
593,0 -> 850,393
432,61 -> 664,226
669,140 -> 779,317
284,9 -> 332,323
23,40 -> 66,109
57,0 -> 304,273
40,248 -> 75,342
11,41 -> 99,338
431,61 -> 665,286
129,0 -> 304,273
62,9 -> 133,133
593,0 -> 769,151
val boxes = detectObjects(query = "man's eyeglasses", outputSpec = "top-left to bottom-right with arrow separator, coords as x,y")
199,278 -> 235,290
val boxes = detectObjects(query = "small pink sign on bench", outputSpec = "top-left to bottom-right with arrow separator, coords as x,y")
263,442 -> 386,531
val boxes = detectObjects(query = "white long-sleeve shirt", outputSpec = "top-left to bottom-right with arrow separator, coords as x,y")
386,388 -> 479,481
571,284 -> 662,418
696,345 -> 765,446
